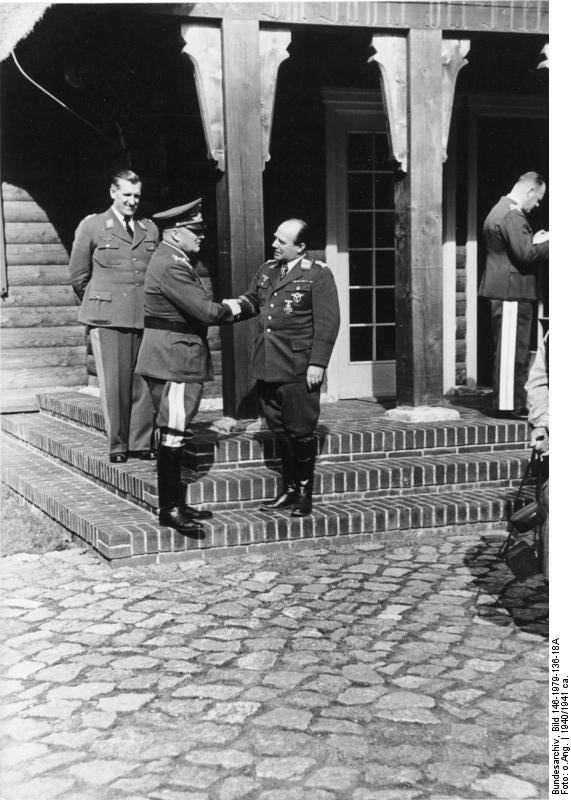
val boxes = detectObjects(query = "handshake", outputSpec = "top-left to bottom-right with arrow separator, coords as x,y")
533,229 -> 549,245
222,298 -> 242,317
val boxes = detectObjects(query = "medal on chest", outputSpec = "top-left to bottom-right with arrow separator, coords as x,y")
259,274 -> 270,288
292,292 -> 303,304
283,299 -> 294,315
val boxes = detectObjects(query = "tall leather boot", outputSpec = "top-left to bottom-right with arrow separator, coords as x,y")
291,435 -> 318,517
260,436 -> 299,510
157,442 -> 205,536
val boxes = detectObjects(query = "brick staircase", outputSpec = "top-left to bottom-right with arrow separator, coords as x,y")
0,391 -> 532,565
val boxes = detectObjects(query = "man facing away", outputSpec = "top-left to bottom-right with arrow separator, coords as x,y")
225,218 -> 340,517
135,199 -> 235,536
479,171 -> 549,418
69,169 -> 158,463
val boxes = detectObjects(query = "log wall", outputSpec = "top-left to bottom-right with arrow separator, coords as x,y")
1,182 -> 87,409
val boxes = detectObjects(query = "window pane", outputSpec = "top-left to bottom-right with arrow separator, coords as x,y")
376,326 -> 396,360
349,251 -> 372,286
347,132 -> 373,170
350,289 -> 373,324
375,212 -> 394,248
375,288 -> 395,322
348,212 -> 372,248
374,251 -> 395,286
350,327 -> 373,361
348,174 -> 372,209
374,174 -> 394,209
374,134 -> 392,169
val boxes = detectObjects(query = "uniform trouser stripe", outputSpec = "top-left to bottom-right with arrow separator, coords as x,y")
498,301 -> 518,410
165,382 -> 187,447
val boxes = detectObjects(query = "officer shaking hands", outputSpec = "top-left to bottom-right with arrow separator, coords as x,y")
135,199 -> 235,536
225,218 -> 340,517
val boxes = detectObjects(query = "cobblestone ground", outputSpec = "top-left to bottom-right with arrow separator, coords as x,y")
0,528 -> 548,800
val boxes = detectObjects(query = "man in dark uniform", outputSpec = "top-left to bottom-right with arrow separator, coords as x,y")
226,218 -> 340,517
69,169 -> 158,462
135,199 -> 235,535
479,171 -> 549,418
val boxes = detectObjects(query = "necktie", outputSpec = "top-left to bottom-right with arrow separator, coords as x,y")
279,262 -> 288,280
125,218 -> 134,238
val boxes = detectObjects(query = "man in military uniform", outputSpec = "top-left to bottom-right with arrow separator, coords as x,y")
69,169 -> 158,462
226,218 -> 340,517
479,171 -> 549,418
135,199 -> 235,535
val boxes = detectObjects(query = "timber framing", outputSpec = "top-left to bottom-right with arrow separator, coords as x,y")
145,2 -> 548,34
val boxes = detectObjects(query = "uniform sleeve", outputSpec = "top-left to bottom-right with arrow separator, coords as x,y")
68,217 -> 95,300
525,335 -> 549,429
310,266 -> 340,367
160,261 -> 234,325
501,210 -> 549,270
236,269 -> 263,319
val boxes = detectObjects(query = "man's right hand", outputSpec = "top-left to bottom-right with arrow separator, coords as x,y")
222,298 -> 242,317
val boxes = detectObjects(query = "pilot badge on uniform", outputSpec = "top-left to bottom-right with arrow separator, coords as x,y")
284,299 -> 294,315
292,292 -> 303,304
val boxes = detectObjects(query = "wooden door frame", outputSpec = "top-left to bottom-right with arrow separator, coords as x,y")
323,89 -> 390,401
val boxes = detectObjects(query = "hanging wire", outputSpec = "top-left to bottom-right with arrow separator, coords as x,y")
11,49 -> 118,145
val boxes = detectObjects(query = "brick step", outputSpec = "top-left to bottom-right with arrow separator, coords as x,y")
37,391 -> 529,469
2,412 -> 530,511
1,433 -> 522,565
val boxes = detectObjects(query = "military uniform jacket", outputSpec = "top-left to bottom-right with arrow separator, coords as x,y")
478,196 -> 549,301
69,208 -> 159,329
238,256 -> 340,383
135,242 -> 233,383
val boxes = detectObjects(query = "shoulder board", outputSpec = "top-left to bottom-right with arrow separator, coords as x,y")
301,258 -> 313,270
137,219 -> 148,230
507,201 -> 522,213
314,260 -> 327,268
105,217 -> 114,228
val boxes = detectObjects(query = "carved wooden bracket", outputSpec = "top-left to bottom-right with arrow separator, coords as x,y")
369,35 -> 408,172
181,23 -> 225,170
371,35 -> 470,171
260,28 -> 291,165
182,23 -> 290,172
441,40 -> 470,162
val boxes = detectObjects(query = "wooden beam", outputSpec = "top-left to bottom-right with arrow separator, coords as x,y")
394,28 -> 443,405
149,2 -> 548,35
216,18 -> 266,418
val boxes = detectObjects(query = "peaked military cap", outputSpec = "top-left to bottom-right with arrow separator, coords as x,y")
153,198 -> 204,231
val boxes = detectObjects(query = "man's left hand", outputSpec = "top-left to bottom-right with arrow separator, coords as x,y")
306,365 -> 324,390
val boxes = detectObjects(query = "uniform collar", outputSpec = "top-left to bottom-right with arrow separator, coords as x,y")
163,241 -> 190,262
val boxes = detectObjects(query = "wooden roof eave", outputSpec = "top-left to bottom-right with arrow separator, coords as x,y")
141,2 -> 548,36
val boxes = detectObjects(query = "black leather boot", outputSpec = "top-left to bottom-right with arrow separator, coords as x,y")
291,435 -> 318,517
157,442 -> 205,536
260,436 -> 299,510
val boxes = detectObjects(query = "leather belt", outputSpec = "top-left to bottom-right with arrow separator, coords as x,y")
144,316 -> 200,334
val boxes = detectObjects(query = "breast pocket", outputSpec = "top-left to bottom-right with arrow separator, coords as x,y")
93,242 -> 120,267
286,289 -> 311,311
87,290 -> 113,324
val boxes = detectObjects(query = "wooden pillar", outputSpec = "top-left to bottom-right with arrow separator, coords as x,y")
216,19 -> 266,418
394,29 -> 444,405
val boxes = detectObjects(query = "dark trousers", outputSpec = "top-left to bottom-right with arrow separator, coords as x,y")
90,327 -> 154,455
490,299 -> 533,411
257,380 -> 321,438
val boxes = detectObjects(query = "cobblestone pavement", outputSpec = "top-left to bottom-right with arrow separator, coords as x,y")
0,528 -> 548,800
